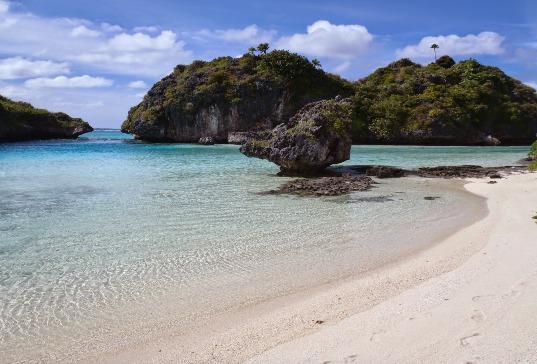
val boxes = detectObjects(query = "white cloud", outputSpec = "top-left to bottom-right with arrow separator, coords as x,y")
71,25 -> 101,37
101,22 -> 123,33
194,24 -> 275,45
127,80 -> 147,89
133,25 -> 159,33
0,0 -> 8,13
0,4 -> 193,76
275,20 -> 373,59
0,57 -> 70,80
24,75 -> 113,88
396,32 -> 505,59
107,30 -> 177,52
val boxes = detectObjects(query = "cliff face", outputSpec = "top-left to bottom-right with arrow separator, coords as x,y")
0,95 -> 93,142
351,56 -> 537,145
121,51 -> 353,142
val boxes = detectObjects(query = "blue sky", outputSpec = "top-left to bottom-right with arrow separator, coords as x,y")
1,0 -> 536,128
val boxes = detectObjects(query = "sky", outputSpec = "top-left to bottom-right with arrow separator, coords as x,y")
1,0 -> 537,128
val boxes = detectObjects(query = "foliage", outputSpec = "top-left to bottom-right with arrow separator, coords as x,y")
123,49 -> 353,132
123,51 -> 537,145
352,57 -> 537,143
436,55 -> 456,69
0,95 -> 91,139
257,43 -> 269,55
530,140 -> 537,160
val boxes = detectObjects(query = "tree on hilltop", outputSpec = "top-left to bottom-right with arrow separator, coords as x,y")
431,43 -> 439,60
257,43 -> 270,55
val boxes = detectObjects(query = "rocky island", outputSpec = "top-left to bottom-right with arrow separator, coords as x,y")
351,56 -> 537,145
122,48 -> 537,147
0,95 -> 93,142
121,47 -> 352,142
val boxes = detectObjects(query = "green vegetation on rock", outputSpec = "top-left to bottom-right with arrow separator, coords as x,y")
240,98 -> 353,174
529,140 -> 537,159
351,56 -> 537,144
122,48 -> 537,145
529,140 -> 537,171
0,95 -> 92,142
122,47 -> 353,142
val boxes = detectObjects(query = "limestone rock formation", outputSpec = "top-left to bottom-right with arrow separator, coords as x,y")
240,98 -> 353,174
121,51 -> 352,142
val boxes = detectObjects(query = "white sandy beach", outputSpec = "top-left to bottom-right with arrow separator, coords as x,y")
248,172 -> 537,363
101,172 -> 537,363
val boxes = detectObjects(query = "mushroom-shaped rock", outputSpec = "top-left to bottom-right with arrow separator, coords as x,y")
240,98 -> 353,175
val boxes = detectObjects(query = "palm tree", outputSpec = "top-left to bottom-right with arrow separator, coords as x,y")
431,43 -> 439,61
311,58 -> 322,69
247,47 -> 256,56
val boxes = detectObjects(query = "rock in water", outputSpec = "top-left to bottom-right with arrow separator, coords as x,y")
227,131 -> 256,145
240,98 -> 353,174
198,136 -> 215,145
0,95 -> 93,142
276,174 -> 374,196
364,166 -> 406,178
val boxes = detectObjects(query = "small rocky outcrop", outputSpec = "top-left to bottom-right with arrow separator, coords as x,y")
240,98 -> 353,174
274,174 -> 374,196
416,165 -> 507,178
198,136 -> 215,145
357,165 -> 406,178
0,95 -> 93,142
227,131 -> 256,145
266,163 -> 526,197
483,135 -> 501,146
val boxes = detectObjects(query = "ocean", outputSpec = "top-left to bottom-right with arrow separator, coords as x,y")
0,130 -> 529,361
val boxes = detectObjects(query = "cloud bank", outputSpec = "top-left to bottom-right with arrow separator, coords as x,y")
276,20 -> 373,59
396,32 -> 505,59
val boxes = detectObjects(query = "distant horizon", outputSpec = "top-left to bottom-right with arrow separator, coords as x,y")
1,0 -> 536,128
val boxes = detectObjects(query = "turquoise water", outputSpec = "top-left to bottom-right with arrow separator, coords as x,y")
0,131 -> 529,361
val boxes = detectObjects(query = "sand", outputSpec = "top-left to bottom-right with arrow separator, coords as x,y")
248,172 -> 537,363
99,172 -> 536,363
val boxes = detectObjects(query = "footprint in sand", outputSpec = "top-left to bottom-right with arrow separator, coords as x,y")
470,310 -> 486,323
369,331 -> 384,342
471,294 -> 494,302
460,333 -> 480,347
504,289 -> 521,298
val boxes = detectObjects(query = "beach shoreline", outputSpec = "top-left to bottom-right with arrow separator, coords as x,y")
248,172 -> 537,363
94,174 -> 534,364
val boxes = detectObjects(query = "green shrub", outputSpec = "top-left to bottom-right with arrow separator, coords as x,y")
530,140 -> 537,160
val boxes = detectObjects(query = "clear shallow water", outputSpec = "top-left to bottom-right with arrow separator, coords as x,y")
0,131 -> 529,361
